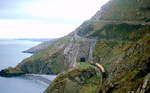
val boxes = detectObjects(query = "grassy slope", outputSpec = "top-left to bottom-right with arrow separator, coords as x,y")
17,36 -> 72,74
1,0 -> 150,92
37,0 -> 150,92
45,63 -> 102,93
99,0 -> 150,21
45,22 -> 150,93
0,36 -> 72,76
92,24 -> 150,92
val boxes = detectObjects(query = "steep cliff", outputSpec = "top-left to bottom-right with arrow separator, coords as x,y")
0,31 -> 96,75
1,0 -> 150,92
45,0 -> 150,93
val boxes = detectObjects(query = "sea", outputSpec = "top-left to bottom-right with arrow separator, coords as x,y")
0,39 -> 56,93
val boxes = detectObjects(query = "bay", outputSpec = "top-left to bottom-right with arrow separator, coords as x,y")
0,39 -> 55,93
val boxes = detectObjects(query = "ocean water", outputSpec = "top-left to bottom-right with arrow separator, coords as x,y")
0,39 -> 55,93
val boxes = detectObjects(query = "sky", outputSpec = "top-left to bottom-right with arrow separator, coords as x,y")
0,0 -> 110,39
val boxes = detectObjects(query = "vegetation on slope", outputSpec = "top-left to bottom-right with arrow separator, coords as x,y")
17,36 -> 72,74
36,0 -> 150,92
93,0 -> 150,21
0,36 -> 72,76
92,24 -> 150,92
0,32 -> 95,75
1,0 -> 150,93
45,63 -> 102,93
46,23 -> 150,93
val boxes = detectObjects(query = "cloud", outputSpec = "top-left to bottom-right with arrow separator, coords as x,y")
0,19 -> 79,38
0,0 -> 110,21
0,0 -> 110,38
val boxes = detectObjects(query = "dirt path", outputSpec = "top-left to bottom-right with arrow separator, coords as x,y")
95,20 -> 150,25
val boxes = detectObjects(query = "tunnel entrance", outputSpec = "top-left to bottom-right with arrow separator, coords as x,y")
80,57 -> 86,62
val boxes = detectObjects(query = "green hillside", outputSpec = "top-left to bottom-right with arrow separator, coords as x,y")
0,0 -> 150,93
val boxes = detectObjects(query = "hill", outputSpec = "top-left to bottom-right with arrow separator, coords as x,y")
1,0 -> 150,93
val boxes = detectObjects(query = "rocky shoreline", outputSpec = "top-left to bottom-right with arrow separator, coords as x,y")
23,74 -> 57,86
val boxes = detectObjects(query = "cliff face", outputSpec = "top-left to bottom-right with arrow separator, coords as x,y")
0,31 -> 96,75
45,0 -> 150,93
1,0 -> 150,92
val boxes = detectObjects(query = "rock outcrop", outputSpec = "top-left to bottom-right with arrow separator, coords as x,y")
0,31 -> 97,75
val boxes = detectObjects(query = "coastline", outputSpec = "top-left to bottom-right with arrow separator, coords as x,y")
23,74 -> 57,86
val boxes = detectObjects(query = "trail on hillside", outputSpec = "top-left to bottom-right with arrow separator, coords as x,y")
95,20 -> 150,25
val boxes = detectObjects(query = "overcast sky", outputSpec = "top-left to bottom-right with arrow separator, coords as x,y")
0,0 -> 110,38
